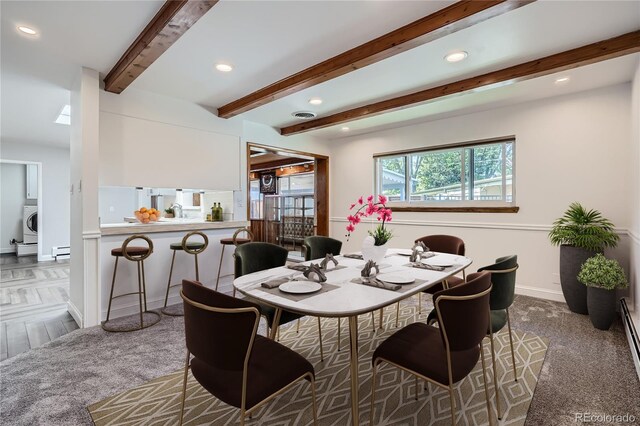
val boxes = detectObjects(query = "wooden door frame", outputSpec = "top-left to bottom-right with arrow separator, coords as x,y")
246,142 -> 329,236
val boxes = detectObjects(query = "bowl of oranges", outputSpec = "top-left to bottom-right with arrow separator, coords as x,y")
134,207 -> 160,224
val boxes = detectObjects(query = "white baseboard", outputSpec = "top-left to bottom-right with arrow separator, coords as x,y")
515,284 -> 565,303
38,254 -> 54,262
1,247 -> 16,254
67,300 -> 84,328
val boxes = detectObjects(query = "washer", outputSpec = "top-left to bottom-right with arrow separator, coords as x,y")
23,205 -> 38,244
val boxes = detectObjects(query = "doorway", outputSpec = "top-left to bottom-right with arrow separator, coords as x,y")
246,143 -> 329,261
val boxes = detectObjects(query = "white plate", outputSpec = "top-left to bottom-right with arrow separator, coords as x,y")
394,249 -> 413,256
279,281 -> 322,294
377,272 -> 415,284
423,259 -> 454,267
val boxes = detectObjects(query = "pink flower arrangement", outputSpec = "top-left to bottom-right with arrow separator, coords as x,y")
345,194 -> 393,245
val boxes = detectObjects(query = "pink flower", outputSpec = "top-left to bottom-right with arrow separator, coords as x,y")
353,215 -> 361,224
347,215 -> 356,223
366,203 -> 379,216
346,224 -> 355,232
378,194 -> 387,204
357,196 -> 363,205
349,203 -> 356,210
367,195 -> 374,203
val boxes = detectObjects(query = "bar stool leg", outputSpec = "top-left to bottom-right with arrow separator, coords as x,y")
164,251 -> 177,309
105,257 -> 119,323
195,254 -> 200,281
137,261 -> 144,329
141,260 -> 148,312
215,245 -> 226,291
337,318 -> 341,351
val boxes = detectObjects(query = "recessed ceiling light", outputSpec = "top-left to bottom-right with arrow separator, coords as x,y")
555,76 -> 570,85
308,98 -> 323,105
17,26 -> 37,36
215,63 -> 233,72
445,51 -> 468,63
341,126 -> 350,132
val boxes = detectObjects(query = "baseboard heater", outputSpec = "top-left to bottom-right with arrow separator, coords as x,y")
52,245 -> 70,260
620,298 -> 640,381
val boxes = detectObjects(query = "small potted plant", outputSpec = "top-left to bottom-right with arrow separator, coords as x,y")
548,202 -> 619,314
346,195 -> 393,262
164,207 -> 175,218
577,253 -> 628,330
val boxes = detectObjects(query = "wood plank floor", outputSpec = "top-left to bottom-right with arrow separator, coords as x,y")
0,255 -> 77,361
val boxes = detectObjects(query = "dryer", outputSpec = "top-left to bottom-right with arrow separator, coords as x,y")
23,205 -> 38,244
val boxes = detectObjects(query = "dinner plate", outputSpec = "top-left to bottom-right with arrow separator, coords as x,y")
423,259 -> 454,268
377,272 -> 415,284
279,281 -> 322,294
394,249 -> 413,256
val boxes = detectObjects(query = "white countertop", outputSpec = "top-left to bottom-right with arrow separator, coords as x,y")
234,251 -> 472,317
100,219 -> 249,236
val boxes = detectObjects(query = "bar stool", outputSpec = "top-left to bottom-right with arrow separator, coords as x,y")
102,234 -> 161,332
215,227 -> 254,295
162,231 -> 209,316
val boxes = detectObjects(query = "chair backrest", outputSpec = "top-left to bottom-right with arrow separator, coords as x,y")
181,280 -> 261,372
415,235 -> 465,256
434,271 -> 491,352
234,242 -> 288,278
478,255 -> 518,311
303,236 -> 343,261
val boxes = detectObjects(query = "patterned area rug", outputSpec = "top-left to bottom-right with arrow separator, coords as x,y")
88,304 -> 548,425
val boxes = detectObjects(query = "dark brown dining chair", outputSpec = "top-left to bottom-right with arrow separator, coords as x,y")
395,234 -> 467,327
370,272 -> 494,426
179,280 -> 318,426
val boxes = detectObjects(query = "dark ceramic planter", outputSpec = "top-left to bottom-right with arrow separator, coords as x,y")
587,287 -> 617,330
559,245 -> 598,315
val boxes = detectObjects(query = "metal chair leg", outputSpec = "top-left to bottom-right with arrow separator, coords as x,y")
418,293 -> 422,314
310,374 -> 319,426
480,343 -> 494,426
179,351 -> 190,426
163,251 -> 177,308
369,361 -> 379,425
489,331 -> 502,420
448,384 -> 457,426
296,318 -> 301,333
379,308 -> 383,330
141,260 -> 148,312
194,253 -> 199,281
337,317 -> 341,351
507,309 -> 518,382
371,311 -> 375,332
395,301 -> 400,328
215,245 -> 225,291
317,317 -> 324,362
105,257 -> 119,322
414,375 -> 419,400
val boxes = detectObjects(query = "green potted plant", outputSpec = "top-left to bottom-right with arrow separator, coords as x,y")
577,254 -> 628,330
548,202 -> 619,314
164,207 -> 175,218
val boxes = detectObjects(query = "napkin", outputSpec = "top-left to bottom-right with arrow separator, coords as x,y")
261,277 -> 289,289
287,264 -> 309,272
343,253 -> 364,260
409,262 -> 445,271
360,278 -> 401,291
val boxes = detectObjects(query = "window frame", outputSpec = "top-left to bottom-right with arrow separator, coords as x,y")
374,136 -> 517,212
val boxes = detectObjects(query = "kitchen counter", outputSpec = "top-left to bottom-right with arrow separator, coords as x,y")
100,219 -> 249,236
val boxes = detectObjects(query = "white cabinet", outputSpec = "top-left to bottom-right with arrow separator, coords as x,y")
26,164 -> 38,200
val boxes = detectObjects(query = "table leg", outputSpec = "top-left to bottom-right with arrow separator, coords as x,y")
269,308 -> 282,340
348,315 -> 359,425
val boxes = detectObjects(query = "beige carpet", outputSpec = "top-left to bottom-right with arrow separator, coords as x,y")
88,304 -> 548,425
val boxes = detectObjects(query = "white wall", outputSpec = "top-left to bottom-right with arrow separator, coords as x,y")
0,163 -> 32,252
99,88 -> 243,191
0,140 -> 70,257
630,60 -> 640,322
327,84 -> 633,302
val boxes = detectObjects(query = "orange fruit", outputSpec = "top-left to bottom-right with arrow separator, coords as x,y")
142,218 -> 150,224
149,214 -> 157,221
140,207 -> 148,213
142,212 -> 150,219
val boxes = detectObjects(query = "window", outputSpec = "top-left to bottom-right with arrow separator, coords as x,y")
375,138 -> 515,209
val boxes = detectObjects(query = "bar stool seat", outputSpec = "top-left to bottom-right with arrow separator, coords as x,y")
102,235 -> 160,333
169,242 -> 206,251
110,246 -> 150,257
162,231 -> 208,316
215,228 -> 254,294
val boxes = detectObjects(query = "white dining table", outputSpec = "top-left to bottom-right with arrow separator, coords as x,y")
233,249 -> 472,425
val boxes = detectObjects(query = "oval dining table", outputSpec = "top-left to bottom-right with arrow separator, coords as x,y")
233,249 -> 472,425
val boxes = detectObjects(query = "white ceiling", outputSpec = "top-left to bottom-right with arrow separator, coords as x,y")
1,0 -> 639,148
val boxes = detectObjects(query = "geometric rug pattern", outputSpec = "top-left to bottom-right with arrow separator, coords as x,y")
88,302 -> 548,425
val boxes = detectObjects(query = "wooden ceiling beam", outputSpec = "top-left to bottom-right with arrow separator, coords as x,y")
217,0 -> 535,118
280,30 -> 640,135
104,0 -> 218,94
250,157 -> 312,171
